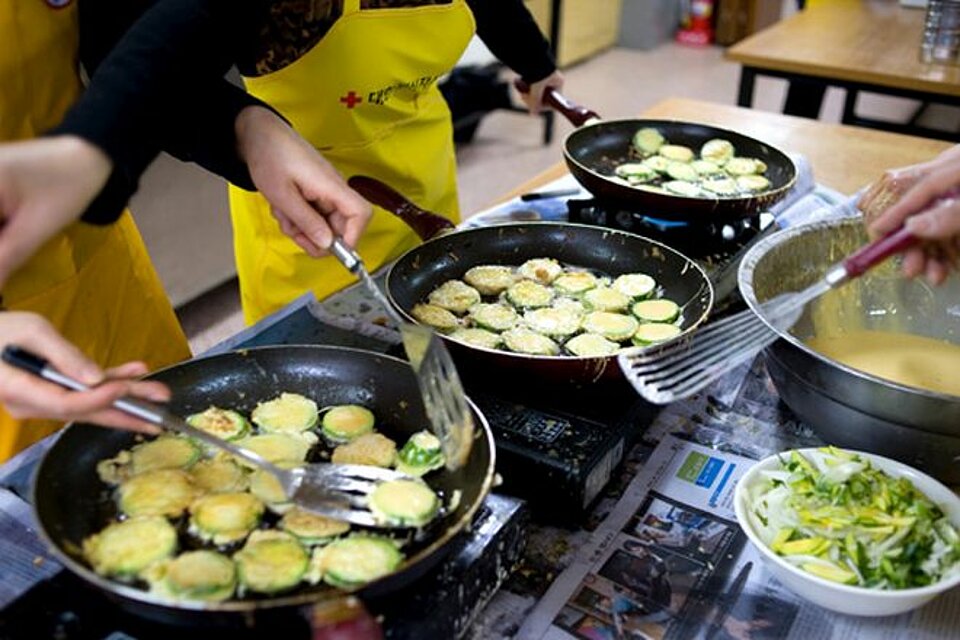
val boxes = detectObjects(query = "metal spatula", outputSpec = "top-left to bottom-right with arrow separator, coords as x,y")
329,238 -> 474,470
2,346 -> 416,528
618,226 -> 919,404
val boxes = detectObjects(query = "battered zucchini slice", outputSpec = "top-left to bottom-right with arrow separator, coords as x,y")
368,479 -> 440,528
581,312 -> 639,342
736,175 -> 772,192
612,273 -> 656,300
658,144 -> 694,163
502,328 -> 560,356
249,467 -> 293,514
280,508 -> 350,546
632,323 -> 683,345
631,299 -> 681,323
468,302 -> 519,332
118,468 -> 198,518
83,516 -> 177,579
186,406 -> 250,441
552,296 -> 586,315
236,433 -> 313,465
642,155 -> 672,173
411,303 -> 460,332
665,161 -> 698,182
130,436 -> 201,475
523,307 -> 582,338
463,265 -> 516,295
316,536 -> 404,589
663,180 -> 702,198
189,458 -> 249,494
724,157 -> 764,176
505,280 -> 554,309
449,327 -> 502,350
321,404 -> 376,443
583,287 -> 631,313
700,139 -> 735,165
235,537 -> 309,594
151,550 -> 237,602
396,431 -> 445,476
615,163 -> 657,184
189,492 -> 265,545
565,333 -> 622,357
518,257 -> 563,285
252,392 -> 319,434
331,432 -> 397,468
427,280 -> 481,315
702,178 -> 739,196
691,159 -> 722,175
552,271 -> 598,296
632,127 -> 665,155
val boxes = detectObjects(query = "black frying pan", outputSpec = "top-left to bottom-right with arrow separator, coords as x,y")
533,86 -> 797,222
348,177 -> 714,388
31,346 -> 495,627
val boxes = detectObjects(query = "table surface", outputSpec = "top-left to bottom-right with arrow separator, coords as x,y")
725,0 -> 960,97
495,98 -> 953,202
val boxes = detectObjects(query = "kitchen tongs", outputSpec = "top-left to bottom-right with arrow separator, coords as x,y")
2,346 -> 414,528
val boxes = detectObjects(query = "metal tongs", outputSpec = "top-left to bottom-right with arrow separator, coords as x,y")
329,238 -> 474,470
2,346 -> 415,528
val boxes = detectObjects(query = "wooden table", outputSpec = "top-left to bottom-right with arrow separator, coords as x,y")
496,98 -> 953,201
725,0 -> 960,141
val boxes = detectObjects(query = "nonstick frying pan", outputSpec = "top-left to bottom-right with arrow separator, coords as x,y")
532,86 -> 797,222
348,177 -> 714,388
32,345 -> 495,627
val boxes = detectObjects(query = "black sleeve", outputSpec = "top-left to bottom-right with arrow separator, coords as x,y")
467,0 -> 556,83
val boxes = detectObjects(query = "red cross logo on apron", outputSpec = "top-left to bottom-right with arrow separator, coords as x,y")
339,91 -> 363,109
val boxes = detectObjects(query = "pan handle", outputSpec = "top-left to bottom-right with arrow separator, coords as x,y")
303,597 -> 384,639
347,175 -> 455,241
513,80 -> 601,127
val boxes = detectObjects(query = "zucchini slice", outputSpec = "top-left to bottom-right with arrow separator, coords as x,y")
468,303 -> 519,332
632,127 -> 665,155
658,144 -> 695,163
736,175 -> 772,192
368,479 -> 440,527
396,431 -> 445,477
552,271 -> 598,296
331,432 -> 398,468
552,296 -> 586,315
565,333 -> 622,357
523,307 -> 582,338
236,433 -> 313,465
631,299 -> 681,323
665,161 -> 698,182
186,406 -> 250,441
189,458 -> 249,494
642,155 -> 671,173
155,550 -> 237,602
427,280 -> 481,315
252,392 -> 319,434
235,537 -> 309,594
612,273 -> 656,300
663,180 -> 702,198
691,159 -> 722,175
119,468 -> 198,518
463,265 -> 516,295
632,322 -> 683,345
249,467 -> 293,514
502,328 -> 560,356
700,139 -> 735,165
449,327 -> 502,350
411,303 -> 460,332
83,516 -> 177,579
189,492 -> 265,545
280,508 -> 350,546
317,537 -> 404,589
505,280 -> 554,309
583,287 -> 631,313
724,157 -> 763,176
581,312 -> 639,342
615,163 -> 657,184
702,178 -> 739,196
130,436 -> 201,475
321,405 -> 376,443
518,257 -> 563,285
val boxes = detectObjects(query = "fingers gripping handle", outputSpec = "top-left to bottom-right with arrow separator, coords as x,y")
513,79 -> 600,127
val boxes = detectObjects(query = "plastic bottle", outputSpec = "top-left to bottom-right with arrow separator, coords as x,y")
920,0 -> 960,64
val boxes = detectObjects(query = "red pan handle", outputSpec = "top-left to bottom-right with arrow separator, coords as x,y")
514,79 -> 600,127
347,175 -> 455,241
842,227 -> 916,278
303,597 -> 384,640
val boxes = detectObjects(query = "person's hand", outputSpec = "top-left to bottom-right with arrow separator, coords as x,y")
519,70 -> 565,115
0,312 -> 170,433
858,161 -> 933,231
0,136 -> 112,288
235,106 -> 372,256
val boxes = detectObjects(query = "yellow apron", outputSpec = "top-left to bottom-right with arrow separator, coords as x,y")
0,0 -> 190,460
229,0 -> 475,323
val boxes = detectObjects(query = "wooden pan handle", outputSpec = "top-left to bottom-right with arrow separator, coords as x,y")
303,597 -> 384,640
347,175 -> 455,241
513,79 -> 600,127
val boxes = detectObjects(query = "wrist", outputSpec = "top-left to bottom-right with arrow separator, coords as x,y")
235,105 -> 279,162
59,135 -> 112,177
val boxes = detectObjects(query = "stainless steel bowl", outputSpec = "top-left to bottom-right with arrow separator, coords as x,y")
738,218 -> 960,483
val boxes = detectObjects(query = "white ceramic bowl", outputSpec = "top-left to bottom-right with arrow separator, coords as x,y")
734,448 -> 960,617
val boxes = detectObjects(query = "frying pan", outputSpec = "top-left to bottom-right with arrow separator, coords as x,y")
531,86 -> 797,222
348,177 -> 714,388
32,345 -> 495,627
